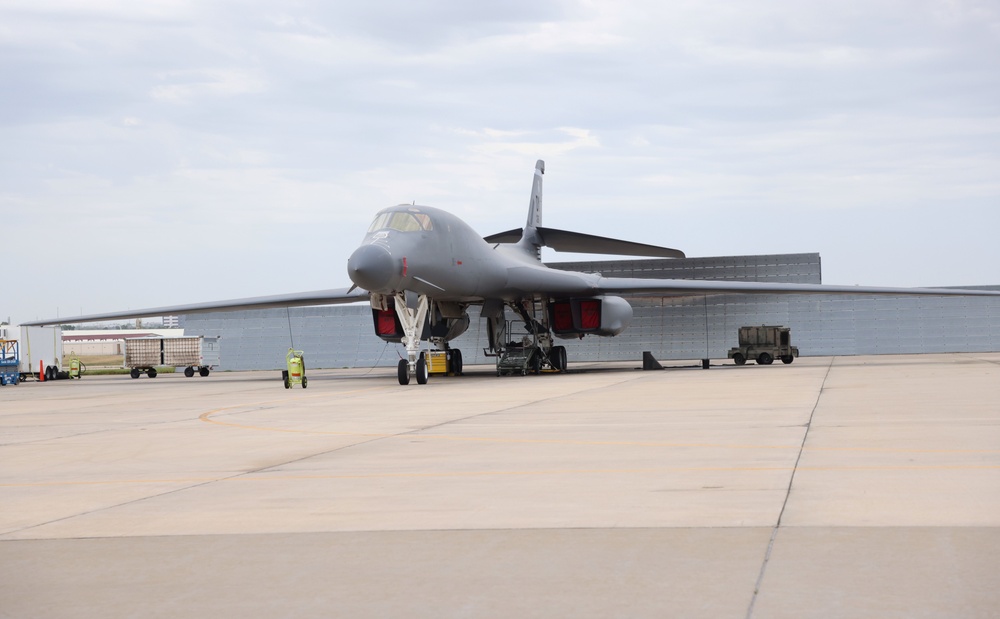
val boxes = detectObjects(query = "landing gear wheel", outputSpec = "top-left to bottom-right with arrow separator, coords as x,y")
416,355 -> 429,385
199,367 -> 210,376
530,351 -> 541,375
733,353 -> 746,366
147,368 -> 157,378
184,366 -> 195,378
130,368 -> 141,379
398,359 -> 410,385
551,346 -> 567,372
757,352 -> 773,365
450,349 -> 463,376
781,356 -> 794,364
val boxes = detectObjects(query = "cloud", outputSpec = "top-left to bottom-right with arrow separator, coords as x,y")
465,127 -> 600,157
2,0 -> 999,320
149,69 -> 268,103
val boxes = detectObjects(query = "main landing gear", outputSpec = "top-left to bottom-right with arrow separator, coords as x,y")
487,299 -> 569,377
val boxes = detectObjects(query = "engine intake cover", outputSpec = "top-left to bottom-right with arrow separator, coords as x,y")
549,296 -> 632,337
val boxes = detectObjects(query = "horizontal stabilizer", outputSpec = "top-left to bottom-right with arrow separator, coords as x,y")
538,227 -> 685,258
483,228 -> 524,244
484,227 -> 685,259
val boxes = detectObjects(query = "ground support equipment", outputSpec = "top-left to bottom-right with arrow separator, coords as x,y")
0,340 -> 19,386
282,348 -> 307,389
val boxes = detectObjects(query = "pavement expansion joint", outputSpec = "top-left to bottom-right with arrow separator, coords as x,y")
745,356 -> 834,619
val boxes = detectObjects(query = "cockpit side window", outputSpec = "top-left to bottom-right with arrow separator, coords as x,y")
367,213 -> 391,233
367,210 -> 433,233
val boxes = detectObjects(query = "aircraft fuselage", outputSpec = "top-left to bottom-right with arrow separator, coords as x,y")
347,204 -> 601,302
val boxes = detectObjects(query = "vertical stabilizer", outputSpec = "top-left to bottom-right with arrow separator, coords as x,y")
517,160 -> 545,259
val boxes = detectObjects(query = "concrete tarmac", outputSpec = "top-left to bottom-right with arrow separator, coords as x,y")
2,354 -> 999,618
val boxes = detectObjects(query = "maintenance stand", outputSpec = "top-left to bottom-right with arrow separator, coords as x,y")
0,339 -> 19,386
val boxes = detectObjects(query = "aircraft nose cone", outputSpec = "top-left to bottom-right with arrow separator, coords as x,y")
347,244 -> 396,291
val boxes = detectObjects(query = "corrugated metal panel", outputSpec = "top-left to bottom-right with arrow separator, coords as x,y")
182,254 -> 1000,370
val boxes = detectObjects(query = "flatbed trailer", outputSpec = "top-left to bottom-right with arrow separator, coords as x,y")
124,336 -> 220,378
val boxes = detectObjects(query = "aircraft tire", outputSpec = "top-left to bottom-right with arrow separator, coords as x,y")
416,356 -> 429,384
451,349 -> 463,376
551,346 -> 567,372
398,359 -> 410,385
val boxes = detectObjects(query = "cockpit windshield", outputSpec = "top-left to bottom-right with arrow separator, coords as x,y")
367,209 -> 433,234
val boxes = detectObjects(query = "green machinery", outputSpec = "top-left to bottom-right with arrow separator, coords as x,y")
282,348 -> 307,389
727,325 -> 799,366
69,357 -> 84,379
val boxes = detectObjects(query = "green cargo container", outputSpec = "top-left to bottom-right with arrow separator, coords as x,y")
727,325 -> 799,366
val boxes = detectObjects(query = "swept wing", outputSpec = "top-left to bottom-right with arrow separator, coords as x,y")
22,287 -> 368,326
497,262 -> 1000,300
588,277 -> 998,298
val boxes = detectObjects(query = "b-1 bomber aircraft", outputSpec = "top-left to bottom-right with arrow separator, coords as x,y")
25,160 -> 1000,384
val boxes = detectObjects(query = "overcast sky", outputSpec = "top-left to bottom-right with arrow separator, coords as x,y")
3,0 -> 999,324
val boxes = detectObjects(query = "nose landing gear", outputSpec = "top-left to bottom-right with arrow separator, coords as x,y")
396,355 -> 429,385
393,292 -> 430,385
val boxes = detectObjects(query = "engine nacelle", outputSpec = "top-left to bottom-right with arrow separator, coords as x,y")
548,295 -> 632,338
